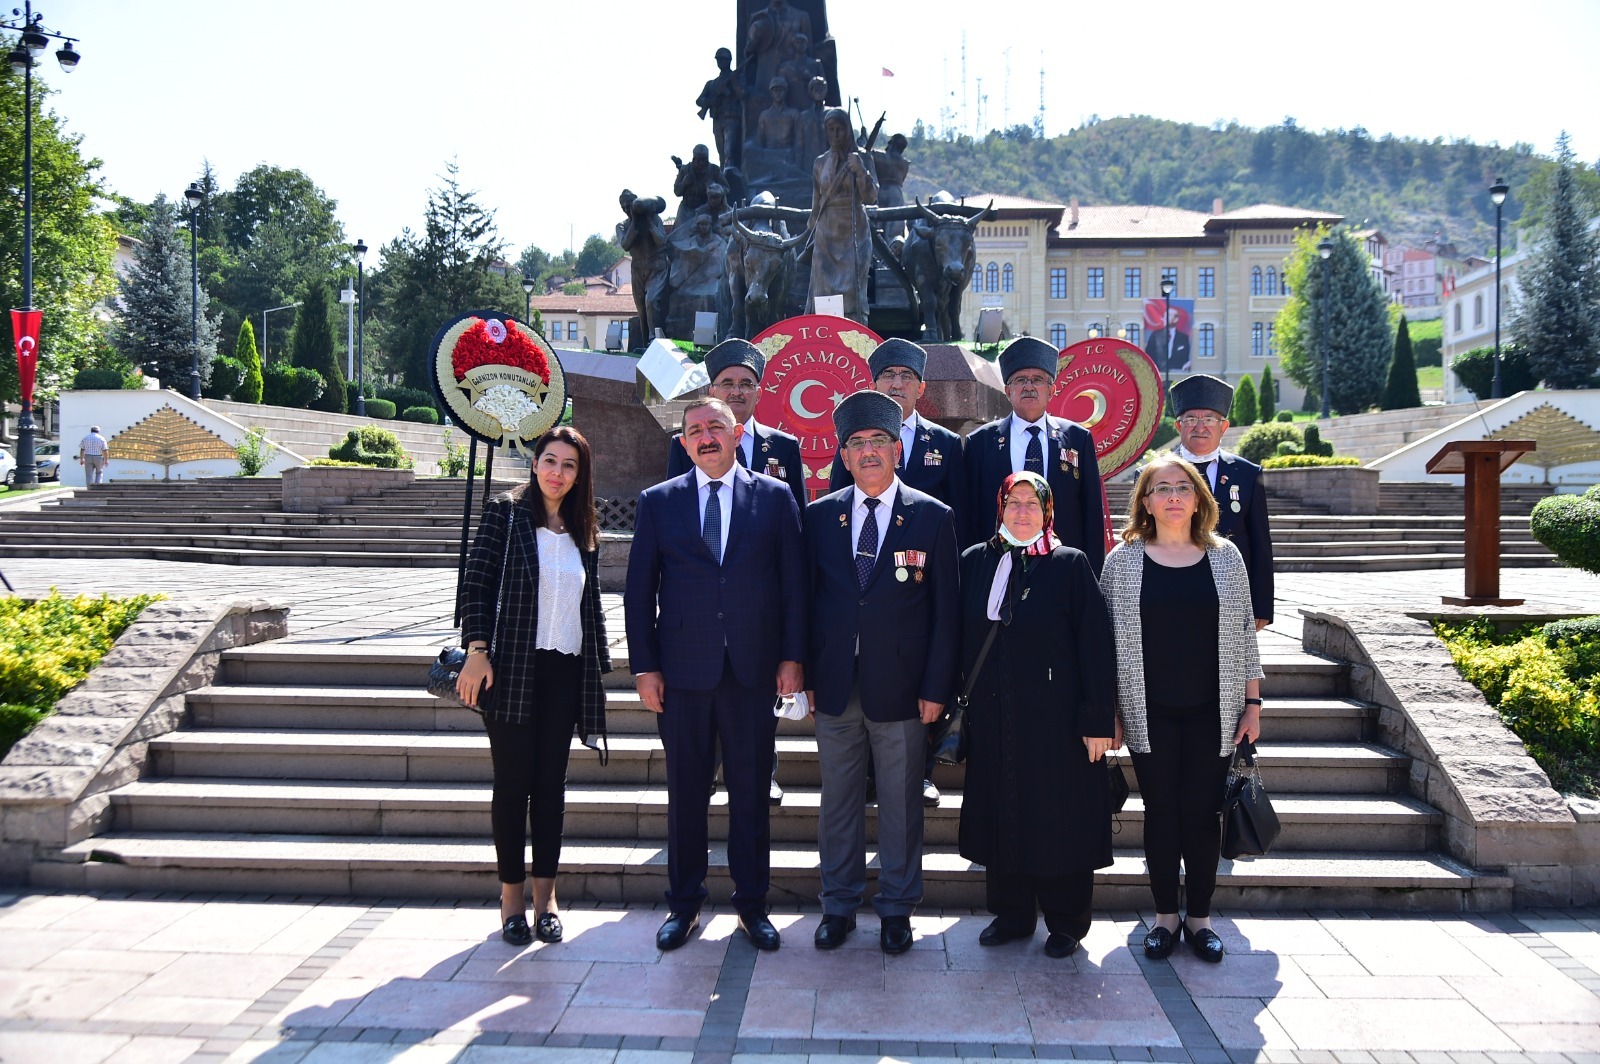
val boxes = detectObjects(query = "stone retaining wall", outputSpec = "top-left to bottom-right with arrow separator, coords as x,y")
1302,608 -> 1600,906
282,466 -> 415,512
1263,466 -> 1380,515
0,598 -> 290,885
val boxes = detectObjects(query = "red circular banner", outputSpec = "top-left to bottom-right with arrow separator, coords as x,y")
751,314 -> 880,497
1046,338 -> 1166,478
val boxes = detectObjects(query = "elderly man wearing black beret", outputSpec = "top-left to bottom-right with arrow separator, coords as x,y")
962,336 -> 1106,573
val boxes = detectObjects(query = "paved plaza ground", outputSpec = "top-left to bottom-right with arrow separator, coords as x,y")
1,558 -> 1599,1063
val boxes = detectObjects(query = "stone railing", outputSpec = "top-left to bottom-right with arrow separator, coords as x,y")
282,466 -> 415,512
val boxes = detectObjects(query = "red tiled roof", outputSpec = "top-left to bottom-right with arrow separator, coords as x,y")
528,292 -> 638,315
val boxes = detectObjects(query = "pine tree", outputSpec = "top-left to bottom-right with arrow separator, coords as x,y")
113,196 -> 220,391
289,280 -> 344,412
235,318 -> 263,403
1511,133 -> 1600,389
1382,317 -> 1422,409
1258,364 -> 1277,420
1276,227 -> 1394,413
1230,374 -> 1259,425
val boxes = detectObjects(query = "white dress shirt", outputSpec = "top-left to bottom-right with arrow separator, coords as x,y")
899,412 -> 917,469
740,416 -> 758,469
850,477 -> 901,564
1175,443 -> 1222,491
1007,412 -> 1051,473
695,465 -> 736,561
533,527 -> 585,655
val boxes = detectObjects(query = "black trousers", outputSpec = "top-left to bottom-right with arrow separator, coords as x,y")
483,649 -> 581,883
1129,702 -> 1232,917
986,868 -> 1095,939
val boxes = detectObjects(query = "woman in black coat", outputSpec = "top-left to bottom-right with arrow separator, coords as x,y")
457,426 -> 610,947
957,471 -> 1118,958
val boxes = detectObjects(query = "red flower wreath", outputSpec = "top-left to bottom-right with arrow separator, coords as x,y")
450,318 -> 551,383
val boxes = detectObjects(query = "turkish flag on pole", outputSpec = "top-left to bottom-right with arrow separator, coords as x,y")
882,68 -> 895,77
12,309 -> 42,407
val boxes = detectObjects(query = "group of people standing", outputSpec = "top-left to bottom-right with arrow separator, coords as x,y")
455,331 -> 1275,964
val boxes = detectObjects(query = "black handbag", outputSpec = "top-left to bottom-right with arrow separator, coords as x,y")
933,618 -> 999,766
1220,738 -> 1281,859
1109,761 -> 1130,815
426,505 -> 514,714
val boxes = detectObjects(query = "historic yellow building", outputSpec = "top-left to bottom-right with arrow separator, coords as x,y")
960,196 -> 1344,408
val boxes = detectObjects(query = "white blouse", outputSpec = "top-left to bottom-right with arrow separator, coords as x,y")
535,527 -> 585,655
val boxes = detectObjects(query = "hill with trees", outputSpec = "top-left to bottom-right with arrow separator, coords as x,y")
902,115 -> 1578,254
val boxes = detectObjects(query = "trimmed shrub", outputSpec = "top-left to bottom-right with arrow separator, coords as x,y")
401,405 -> 440,424
263,363 -> 326,408
235,319 -> 263,403
1237,422 -> 1304,463
1382,317 -> 1422,410
378,385 -> 435,412
345,381 -> 359,413
328,426 -> 414,469
1262,454 -> 1363,469
203,355 -> 246,399
308,458 -> 367,467
1275,440 -> 1302,456
73,367 -> 127,390
1450,345 -> 1537,400
1258,365 -> 1277,421
1230,374 -> 1259,426
1413,334 -> 1443,368
1301,424 -> 1334,457
1531,486 -> 1600,575
1543,616 -> 1600,649
364,398 -> 398,419
1274,410 -> 1294,423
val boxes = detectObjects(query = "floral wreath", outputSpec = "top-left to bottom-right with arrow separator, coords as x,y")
431,312 -> 565,453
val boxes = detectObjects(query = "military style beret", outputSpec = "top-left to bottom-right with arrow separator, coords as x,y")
704,338 -> 765,383
832,390 -> 903,442
1169,373 -> 1234,418
868,337 -> 928,381
998,335 -> 1059,383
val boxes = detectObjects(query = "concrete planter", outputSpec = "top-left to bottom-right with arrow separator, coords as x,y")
282,466 -> 415,513
1264,465 -> 1379,515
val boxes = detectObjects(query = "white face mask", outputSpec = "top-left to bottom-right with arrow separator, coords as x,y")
999,524 -> 1044,549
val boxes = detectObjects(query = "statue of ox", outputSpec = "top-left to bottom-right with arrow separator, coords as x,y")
727,216 -> 806,339
901,199 -> 988,343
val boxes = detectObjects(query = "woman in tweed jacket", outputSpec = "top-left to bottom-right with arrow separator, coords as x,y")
457,427 -> 610,948
1099,454 -> 1262,964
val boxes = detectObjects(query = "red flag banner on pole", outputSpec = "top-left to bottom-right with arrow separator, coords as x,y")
882,68 -> 895,77
12,309 -> 42,407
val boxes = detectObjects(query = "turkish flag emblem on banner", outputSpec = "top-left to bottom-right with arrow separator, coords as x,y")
12,309 -> 42,407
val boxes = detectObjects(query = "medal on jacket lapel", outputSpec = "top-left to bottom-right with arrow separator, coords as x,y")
1230,484 -> 1241,513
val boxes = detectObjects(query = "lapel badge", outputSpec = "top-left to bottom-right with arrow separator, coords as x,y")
895,514 -> 904,526
998,436 -> 1006,449
920,431 -> 932,442
761,440 -> 771,452
838,512 -> 849,526
1021,587 -> 1031,600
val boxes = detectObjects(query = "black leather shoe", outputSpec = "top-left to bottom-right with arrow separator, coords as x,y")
770,777 -> 784,805
880,915 -> 913,954
738,911 -> 781,951
501,914 -> 532,946
535,912 -> 563,943
656,911 -> 700,951
1143,925 -> 1176,959
1184,922 -> 1225,963
1044,933 -> 1079,959
814,914 -> 855,949
922,778 -> 941,807
978,918 -> 1034,947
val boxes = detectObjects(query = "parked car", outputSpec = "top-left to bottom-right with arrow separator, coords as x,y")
0,447 -> 14,487
34,442 -> 61,481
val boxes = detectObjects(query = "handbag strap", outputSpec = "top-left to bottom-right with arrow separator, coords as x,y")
955,619 -> 1001,708
487,503 -> 514,658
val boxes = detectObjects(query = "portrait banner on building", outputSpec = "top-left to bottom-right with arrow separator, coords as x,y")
751,314 -> 878,498
1142,297 -> 1195,374
430,310 -> 567,456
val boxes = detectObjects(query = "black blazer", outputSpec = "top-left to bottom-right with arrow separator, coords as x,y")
460,495 -> 610,751
827,411 -> 967,537
666,419 -> 807,511
802,481 -> 960,722
624,465 -> 806,693
1208,451 -> 1274,623
962,414 -> 1106,574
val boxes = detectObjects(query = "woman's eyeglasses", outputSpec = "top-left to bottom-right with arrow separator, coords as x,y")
1145,483 -> 1196,498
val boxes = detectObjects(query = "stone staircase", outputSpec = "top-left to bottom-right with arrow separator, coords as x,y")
44,638 -> 1511,910
1217,403 -> 1489,466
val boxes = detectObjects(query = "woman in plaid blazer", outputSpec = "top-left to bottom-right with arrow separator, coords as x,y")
1099,454 -> 1263,965
456,427 -> 610,948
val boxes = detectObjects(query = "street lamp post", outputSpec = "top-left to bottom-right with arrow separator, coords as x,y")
523,277 -> 535,325
184,182 -> 204,400
5,3 -> 80,489
353,239 -> 367,417
1489,179 -> 1509,400
1159,276 -> 1175,412
1318,238 -> 1334,420
261,302 -> 300,365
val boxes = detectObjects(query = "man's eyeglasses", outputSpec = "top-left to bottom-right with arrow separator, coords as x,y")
877,370 -> 920,384
1008,375 -> 1053,389
1145,483 -> 1196,498
844,434 -> 897,453
1177,415 -> 1225,427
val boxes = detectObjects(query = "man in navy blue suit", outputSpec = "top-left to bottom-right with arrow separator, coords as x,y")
1168,374 -> 1274,629
828,337 -> 966,807
804,390 -> 960,955
962,336 -> 1106,573
625,396 -> 807,952
666,338 -> 807,512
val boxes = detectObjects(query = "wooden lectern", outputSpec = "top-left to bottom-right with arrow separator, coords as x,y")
1426,439 -> 1537,606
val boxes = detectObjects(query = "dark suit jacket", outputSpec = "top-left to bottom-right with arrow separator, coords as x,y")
827,411 -> 967,537
1145,328 -> 1192,372
666,420 -> 807,511
961,414 -> 1106,574
624,465 -> 806,693
802,481 -> 959,722
1208,450 -> 1274,623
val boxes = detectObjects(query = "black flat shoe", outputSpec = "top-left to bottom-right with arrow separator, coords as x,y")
880,915 -> 913,954
656,911 -> 700,951
1143,925 -> 1175,959
1184,922 -> 1225,963
814,914 -> 855,949
738,911 -> 781,951
978,918 -> 1034,947
501,914 -> 532,946
535,912 -> 563,943
922,778 -> 941,807
770,778 -> 784,805
1044,933 -> 1079,959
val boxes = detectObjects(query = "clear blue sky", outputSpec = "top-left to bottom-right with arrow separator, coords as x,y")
27,0 -> 1600,263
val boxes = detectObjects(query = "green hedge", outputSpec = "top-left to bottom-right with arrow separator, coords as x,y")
364,398 -> 398,419
203,355 -> 246,400
378,385 -> 435,412
1237,422 -> 1304,463
74,366 -> 136,390
1531,485 -> 1600,574
1436,617 -> 1600,797
328,426 -> 414,469
0,592 -> 161,758
401,405 -> 440,424
1261,455 -> 1363,469
1450,345 -> 1537,399
263,364 -> 326,408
